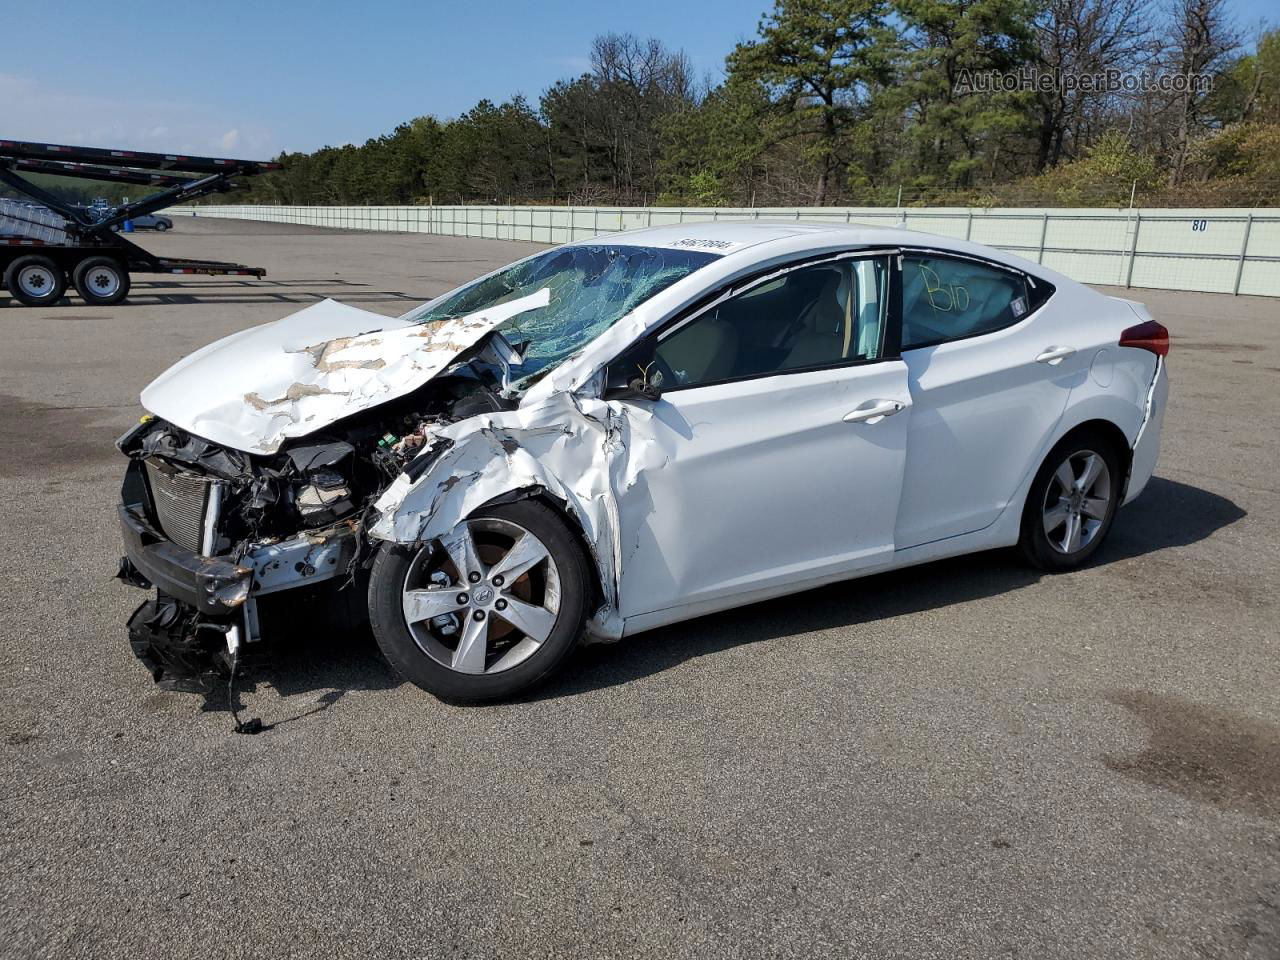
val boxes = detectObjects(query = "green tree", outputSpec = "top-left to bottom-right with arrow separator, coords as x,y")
658,73 -> 774,204
729,0 -> 898,204
891,0 -> 1039,190
542,35 -> 694,203
1208,29 -> 1280,125
441,98 -> 548,202
541,75 -> 614,202
1182,121 -> 1280,201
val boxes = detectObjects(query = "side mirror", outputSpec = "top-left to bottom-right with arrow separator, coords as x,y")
603,377 -> 662,403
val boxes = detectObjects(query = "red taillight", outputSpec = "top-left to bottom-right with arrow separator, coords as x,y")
1119,319 -> 1169,357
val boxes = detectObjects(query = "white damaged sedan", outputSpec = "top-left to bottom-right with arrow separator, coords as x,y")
117,222 -> 1169,701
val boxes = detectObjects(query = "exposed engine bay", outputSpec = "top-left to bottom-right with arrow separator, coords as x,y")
116,331 -> 528,699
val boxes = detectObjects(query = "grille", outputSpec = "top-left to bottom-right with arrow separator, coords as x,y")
145,460 -> 211,553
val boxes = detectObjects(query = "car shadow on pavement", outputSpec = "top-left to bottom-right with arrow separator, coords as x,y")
200,595 -> 403,726
202,475 -> 1243,718
528,475 -> 1246,702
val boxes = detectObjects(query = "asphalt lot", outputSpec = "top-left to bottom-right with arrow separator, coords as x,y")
1,217 -> 1277,959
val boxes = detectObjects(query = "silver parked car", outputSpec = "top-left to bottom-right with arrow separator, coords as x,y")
115,213 -> 173,231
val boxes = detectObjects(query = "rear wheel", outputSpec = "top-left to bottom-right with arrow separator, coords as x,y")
1018,431 -> 1122,571
73,257 -> 131,306
368,500 -> 589,701
4,255 -> 66,307
154,220 -> 169,231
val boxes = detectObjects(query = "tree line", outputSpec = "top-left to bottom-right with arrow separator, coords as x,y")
162,1 -> 1280,208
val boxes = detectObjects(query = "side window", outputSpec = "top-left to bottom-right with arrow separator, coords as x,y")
900,255 -> 1031,350
637,257 -> 888,390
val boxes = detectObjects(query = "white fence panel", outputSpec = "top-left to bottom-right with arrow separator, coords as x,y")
167,203 -> 1280,297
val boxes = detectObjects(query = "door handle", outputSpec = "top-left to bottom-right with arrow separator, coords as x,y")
843,400 -> 905,425
1036,346 -> 1077,365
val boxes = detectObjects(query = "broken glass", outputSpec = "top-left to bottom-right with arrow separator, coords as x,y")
405,245 -> 719,390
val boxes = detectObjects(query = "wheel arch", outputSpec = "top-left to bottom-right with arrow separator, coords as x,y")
1013,416 -> 1132,569
474,485 -> 607,621
1048,385 -> 1141,500
1054,418 -> 1133,480
1009,414 -> 1134,536
988,400 -> 1132,538
370,426 -> 626,642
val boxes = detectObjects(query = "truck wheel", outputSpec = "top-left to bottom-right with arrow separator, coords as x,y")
4,255 -> 66,307
73,257 -> 131,306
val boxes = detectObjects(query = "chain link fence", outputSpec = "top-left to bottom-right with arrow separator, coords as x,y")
169,204 -> 1280,298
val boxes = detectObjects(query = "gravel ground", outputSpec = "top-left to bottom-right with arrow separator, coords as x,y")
1,217 -> 1277,959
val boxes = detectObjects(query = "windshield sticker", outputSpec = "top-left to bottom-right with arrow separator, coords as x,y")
665,237 -> 740,251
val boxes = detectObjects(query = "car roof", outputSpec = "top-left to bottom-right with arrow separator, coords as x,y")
574,218 -> 1073,286
574,220 -> 845,253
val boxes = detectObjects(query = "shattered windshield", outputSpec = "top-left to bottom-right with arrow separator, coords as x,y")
406,245 -> 719,389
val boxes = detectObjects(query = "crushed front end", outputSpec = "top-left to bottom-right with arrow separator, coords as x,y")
114,343 -> 515,694
116,417 -> 364,692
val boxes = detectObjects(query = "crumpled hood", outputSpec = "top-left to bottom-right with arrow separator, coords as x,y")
140,291 -> 549,455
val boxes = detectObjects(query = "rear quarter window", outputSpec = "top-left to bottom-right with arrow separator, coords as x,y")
901,254 -> 1051,350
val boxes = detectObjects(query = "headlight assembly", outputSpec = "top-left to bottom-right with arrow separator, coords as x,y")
295,468 -> 354,526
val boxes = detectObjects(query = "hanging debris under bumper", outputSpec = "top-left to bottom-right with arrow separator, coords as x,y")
126,594 -> 232,694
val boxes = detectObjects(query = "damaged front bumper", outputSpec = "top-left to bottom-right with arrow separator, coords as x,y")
118,501 -> 356,615
119,501 -> 254,615
118,457 -> 358,690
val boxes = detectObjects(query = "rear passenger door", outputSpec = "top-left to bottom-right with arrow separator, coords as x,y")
607,254 -> 912,620
893,251 -> 1079,549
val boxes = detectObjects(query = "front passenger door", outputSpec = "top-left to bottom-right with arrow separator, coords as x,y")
606,255 -> 913,621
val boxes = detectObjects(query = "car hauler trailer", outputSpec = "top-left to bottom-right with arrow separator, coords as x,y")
0,139 -> 280,306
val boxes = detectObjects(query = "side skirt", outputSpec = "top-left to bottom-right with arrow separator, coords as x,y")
618,520 -> 1023,639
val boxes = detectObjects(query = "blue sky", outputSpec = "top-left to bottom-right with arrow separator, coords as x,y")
1,0 -> 1272,160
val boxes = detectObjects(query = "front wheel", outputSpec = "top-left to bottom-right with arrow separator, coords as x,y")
368,500 -> 589,701
1018,432 -> 1122,571
154,221 -> 169,231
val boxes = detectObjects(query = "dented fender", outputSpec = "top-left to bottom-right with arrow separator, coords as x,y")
367,386 -> 668,643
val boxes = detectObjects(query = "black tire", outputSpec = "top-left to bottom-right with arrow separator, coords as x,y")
368,499 -> 589,701
1018,429 -> 1123,571
154,220 -> 169,231
73,257 -> 131,306
4,255 -> 66,307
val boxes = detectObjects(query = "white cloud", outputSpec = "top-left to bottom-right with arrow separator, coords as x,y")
551,56 -> 592,73
0,74 -> 277,158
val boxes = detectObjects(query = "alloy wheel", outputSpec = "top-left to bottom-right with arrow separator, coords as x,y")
401,517 -> 562,675
1042,449 -> 1113,554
